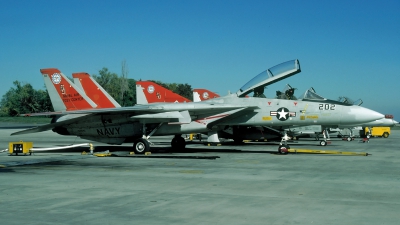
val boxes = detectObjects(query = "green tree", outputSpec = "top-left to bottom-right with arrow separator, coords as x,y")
0,81 -> 52,116
175,83 -> 193,100
92,67 -> 136,105
120,60 -> 129,105
120,78 -> 136,106
92,68 -> 122,102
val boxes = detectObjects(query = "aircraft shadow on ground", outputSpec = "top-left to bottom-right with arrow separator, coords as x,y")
29,138 -> 354,155
0,167 -> 16,173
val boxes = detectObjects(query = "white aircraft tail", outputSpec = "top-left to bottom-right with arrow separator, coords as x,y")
40,68 -> 97,111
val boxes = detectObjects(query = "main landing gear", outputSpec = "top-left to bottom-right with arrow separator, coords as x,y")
132,123 -> 187,154
132,122 -> 162,154
171,135 -> 186,151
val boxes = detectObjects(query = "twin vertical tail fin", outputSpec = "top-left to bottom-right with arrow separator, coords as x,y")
136,81 -> 191,104
193,89 -> 220,102
40,68 -> 97,111
72,72 -> 121,108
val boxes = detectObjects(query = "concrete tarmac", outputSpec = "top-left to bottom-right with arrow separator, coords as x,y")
1,128 -> 400,225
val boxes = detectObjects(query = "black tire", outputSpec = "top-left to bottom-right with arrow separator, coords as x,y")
278,144 -> 289,154
320,140 -> 327,146
383,132 -> 389,138
133,138 -> 150,154
171,136 -> 186,151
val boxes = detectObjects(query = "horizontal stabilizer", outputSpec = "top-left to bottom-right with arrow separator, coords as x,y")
11,114 -> 91,136
20,111 -> 65,117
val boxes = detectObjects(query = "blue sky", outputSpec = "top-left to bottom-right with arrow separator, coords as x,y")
1,0 -> 399,119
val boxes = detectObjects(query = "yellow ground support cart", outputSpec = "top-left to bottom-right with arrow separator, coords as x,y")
362,127 -> 390,138
9,141 -> 33,156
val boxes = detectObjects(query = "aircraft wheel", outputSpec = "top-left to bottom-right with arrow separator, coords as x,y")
171,136 -> 186,151
133,138 -> 150,154
278,144 -> 289,155
383,132 -> 389,138
320,140 -> 327,146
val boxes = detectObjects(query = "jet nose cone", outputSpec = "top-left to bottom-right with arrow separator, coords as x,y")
341,106 -> 384,125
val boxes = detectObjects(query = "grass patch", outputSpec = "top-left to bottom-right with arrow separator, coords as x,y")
0,116 -> 52,124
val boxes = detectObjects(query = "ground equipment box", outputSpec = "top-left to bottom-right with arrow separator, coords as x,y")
361,127 -> 391,138
9,141 -> 33,155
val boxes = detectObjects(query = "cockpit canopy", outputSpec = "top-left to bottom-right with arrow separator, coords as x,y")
237,59 -> 301,97
298,87 -> 354,106
338,96 -> 363,106
298,87 -> 325,100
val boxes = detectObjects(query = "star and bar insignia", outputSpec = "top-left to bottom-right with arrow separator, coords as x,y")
270,107 -> 296,121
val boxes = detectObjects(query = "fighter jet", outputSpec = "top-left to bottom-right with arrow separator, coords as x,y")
139,79 -> 396,145
11,59 -> 384,154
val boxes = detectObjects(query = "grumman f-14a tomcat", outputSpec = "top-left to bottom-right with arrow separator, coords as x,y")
12,59 -> 384,154
136,75 -> 391,148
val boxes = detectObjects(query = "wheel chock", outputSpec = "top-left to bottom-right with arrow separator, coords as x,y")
93,152 -> 112,157
207,143 -> 221,146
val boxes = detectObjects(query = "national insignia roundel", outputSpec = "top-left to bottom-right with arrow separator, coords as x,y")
270,107 -> 296,121
276,107 -> 290,121
203,92 -> 209,99
51,73 -> 62,84
147,85 -> 155,94
270,107 -> 290,121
